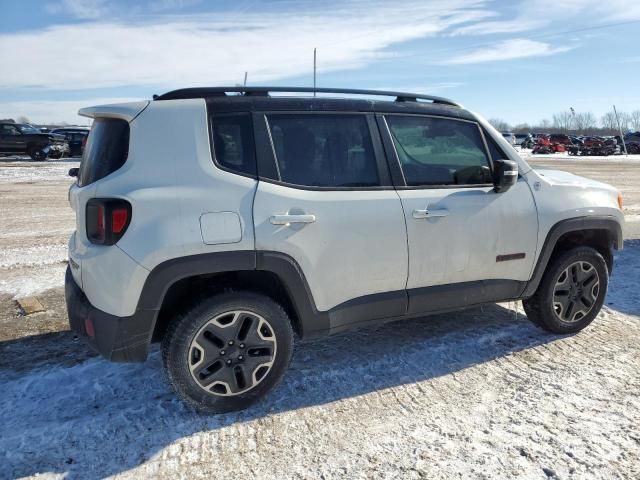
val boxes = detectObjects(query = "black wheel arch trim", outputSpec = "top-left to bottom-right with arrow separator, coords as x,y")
521,215 -> 622,298
134,250 -> 330,359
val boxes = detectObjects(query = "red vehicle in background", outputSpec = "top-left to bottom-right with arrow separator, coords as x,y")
567,136 -> 616,156
532,135 -> 560,154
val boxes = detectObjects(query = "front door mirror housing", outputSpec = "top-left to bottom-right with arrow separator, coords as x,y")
493,159 -> 518,193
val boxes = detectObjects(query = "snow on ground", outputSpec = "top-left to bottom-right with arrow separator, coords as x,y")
0,159 -> 78,183
517,148 -> 640,163
0,243 -> 638,479
0,160 -> 75,298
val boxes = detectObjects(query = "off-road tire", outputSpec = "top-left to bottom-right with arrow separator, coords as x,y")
162,291 -> 294,413
523,246 -> 608,334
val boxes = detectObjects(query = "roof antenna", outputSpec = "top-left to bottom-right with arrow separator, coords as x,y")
313,48 -> 317,97
243,71 -> 248,87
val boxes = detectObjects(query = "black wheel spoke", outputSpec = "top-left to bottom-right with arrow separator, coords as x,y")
565,301 -> 575,321
570,264 -> 579,284
580,295 -> 593,309
582,274 -> 597,291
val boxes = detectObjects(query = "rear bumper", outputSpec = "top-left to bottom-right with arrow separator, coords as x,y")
65,266 -> 155,362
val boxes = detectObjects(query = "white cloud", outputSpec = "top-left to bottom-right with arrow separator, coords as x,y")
46,0 -> 110,19
1,1 -> 491,91
148,0 -> 202,12
442,39 -> 575,65
450,18 -> 546,36
0,97 -> 141,124
450,0 -> 640,36
46,0 -> 204,18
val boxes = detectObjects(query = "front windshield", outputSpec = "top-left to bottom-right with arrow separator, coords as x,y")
17,124 -> 40,134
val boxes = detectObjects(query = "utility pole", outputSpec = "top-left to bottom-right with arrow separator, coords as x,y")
313,48 -> 317,97
613,104 -> 628,155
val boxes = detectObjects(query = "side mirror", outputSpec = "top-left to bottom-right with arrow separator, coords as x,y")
68,167 -> 79,178
493,159 -> 518,193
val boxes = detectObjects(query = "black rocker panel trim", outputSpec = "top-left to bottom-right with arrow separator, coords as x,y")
408,280 -> 525,316
521,215 -> 623,298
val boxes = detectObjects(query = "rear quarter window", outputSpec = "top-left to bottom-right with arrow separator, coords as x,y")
210,113 -> 257,177
78,119 -> 129,187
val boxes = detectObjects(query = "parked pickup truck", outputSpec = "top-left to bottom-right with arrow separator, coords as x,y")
0,123 -> 67,160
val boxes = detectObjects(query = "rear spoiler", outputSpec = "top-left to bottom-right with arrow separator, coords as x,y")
78,101 -> 150,123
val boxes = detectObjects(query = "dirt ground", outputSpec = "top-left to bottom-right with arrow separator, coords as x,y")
0,155 -> 639,479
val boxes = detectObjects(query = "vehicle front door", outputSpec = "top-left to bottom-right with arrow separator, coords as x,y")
378,113 -> 538,314
252,112 -> 409,333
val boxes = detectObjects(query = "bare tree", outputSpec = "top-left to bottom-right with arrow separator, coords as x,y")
573,112 -> 596,133
16,115 -> 30,124
512,123 -> 531,133
631,110 -> 640,131
539,119 -> 551,130
618,112 -> 632,132
552,111 -> 574,133
488,118 -> 511,132
600,111 -> 618,131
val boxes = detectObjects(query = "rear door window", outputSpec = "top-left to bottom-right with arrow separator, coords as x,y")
386,115 -> 493,186
265,114 -> 380,188
78,119 -> 129,187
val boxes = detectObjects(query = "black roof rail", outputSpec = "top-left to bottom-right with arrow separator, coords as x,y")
153,86 -> 461,107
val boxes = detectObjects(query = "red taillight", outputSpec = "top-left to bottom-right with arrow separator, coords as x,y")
86,198 -> 131,245
111,208 -> 128,234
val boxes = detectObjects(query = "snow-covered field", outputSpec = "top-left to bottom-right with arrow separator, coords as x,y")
0,157 -> 639,479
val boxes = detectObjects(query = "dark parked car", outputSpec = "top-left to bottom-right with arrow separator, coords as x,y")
548,134 -> 574,145
50,128 -> 89,157
623,132 -> 640,153
0,123 -> 66,160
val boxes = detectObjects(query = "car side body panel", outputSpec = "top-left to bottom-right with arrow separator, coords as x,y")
65,95 -> 625,364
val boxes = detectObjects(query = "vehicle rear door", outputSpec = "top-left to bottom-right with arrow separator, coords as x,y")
0,124 -> 23,153
252,112 -> 408,331
378,113 -> 537,314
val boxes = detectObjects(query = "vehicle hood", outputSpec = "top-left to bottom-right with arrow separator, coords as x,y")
534,168 -> 616,192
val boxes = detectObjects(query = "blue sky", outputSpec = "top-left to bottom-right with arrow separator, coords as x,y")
1,0 -> 639,124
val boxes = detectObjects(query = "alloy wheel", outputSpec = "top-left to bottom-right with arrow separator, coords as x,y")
188,310 -> 277,396
552,261 -> 600,323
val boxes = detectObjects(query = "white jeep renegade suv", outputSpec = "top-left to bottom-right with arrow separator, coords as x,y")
65,87 -> 624,413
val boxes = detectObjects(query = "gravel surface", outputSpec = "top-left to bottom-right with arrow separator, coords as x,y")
0,155 -> 639,479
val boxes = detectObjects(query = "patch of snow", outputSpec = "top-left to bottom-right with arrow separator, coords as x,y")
0,245 -> 67,268
0,162 -> 78,183
519,150 -> 640,163
0,263 -> 67,298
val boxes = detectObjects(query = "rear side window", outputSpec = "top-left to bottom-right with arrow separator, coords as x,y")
78,119 -> 129,187
210,113 -> 256,177
386,115 -> 492,186
266,114 -> 379,188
